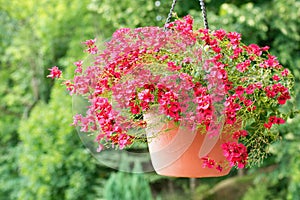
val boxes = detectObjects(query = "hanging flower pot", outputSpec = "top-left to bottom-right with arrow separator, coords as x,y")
48,1 -> 295,177
144,110 -> 243,177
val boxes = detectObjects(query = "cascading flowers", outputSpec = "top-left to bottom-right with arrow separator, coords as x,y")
49,15 -> 295,170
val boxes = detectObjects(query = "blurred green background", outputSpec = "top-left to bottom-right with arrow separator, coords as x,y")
0,0 -> 299,199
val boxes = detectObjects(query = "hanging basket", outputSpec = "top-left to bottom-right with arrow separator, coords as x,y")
49,0 -> 295,177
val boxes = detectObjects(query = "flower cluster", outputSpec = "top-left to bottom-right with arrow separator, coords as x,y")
49,15 -> 294,169
222,142 -> 248,169
202,156 -> 223,172
47,66 -> 62,79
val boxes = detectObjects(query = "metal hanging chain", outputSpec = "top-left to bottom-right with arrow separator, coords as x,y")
199,0 -> 209,29
164,0 -> 209,30
164,0 -> 177,30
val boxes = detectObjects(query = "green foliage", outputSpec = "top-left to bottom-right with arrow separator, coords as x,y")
0,0 -> 299,199
88,0 -> 171,28
87,0 -> 199,29
0,0 -> 107,199
17,85 -> 102,200
103,155 -> 152,200
242,184 -> 269,200
267,116 -> 300,200
104,172 -> 152,200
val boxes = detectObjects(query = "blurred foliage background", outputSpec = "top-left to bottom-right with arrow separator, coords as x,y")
0,0 -> 299,199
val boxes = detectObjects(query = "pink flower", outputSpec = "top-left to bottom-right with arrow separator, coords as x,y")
216,165 -> 223,172
74,60 -> 83,67
243,99 -> 253,107
272,74 -> 280,81
47,66 -> 62,79
264,122 -> 272,129
72,114 -> 83,126
138,89 -> 154,103
83,38 -> 98,54
266,55 -> 280,68
276,117 -> 285,124
277,94 -> 289,105
140,101 -> 149,111
117,133 -> 133,149
281,69 -> 289,76
246,44 -> 262,56
73,75 -> 90,94
159,55 -> 169,61
254,82 -> 263,89
236,60 -> 251,72
199,28 -> 210,44
167,61 -> 181,71
183,15 -> 193,26
230,47 -> 243,59
196,95 -> 211,110
264,116 -> 286,129
213,29 -> 226,40
225,111 -> 237,125
232,130 -> 248,139
83,38 -> 96,47
246,84 -> 255,94
260,54 -> 280,68
222,142 -> 248,169
247,105 -> 256,112
209,39 -> 221,53
235,86 -> 245,96
261,46 -> 270,51
74,60 -> 83,73
202,157 -> 215,168
265,86 -> 276,98
87,46 -> 98,54
64,80 -> 74,93
109,133 -> 133,149
227,32 -> 241,48
130,103 -> 140,115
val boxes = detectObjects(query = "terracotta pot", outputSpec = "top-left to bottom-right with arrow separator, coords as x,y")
144,113 -> 239,178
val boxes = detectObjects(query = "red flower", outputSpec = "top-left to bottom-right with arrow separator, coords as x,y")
246,84 -> 255,94
213,29 -> 226,40
236,60 -> 251,72
278,91 -> 291,105
167,61 -> 181,71
281,69 -> 289,76
64,80 -> 74,92
246,44 -> 262,56
130,104 -> 140,115
272,75 -> 280,81
264,122 -> 272,129
74,60 -> 83,73
260,54 -> 280,68
222,142 -> 248,169
227,32 -> 241,47
138,89 -> 155,103
231,47 -> 243,59
235,86 -> 245,96
47,66 -> 62,79
202,157 -> 215,168
243,99 -> 253,107
265,116 -> 286,129
87,46 -> 98,54
216,165 -> 223,172
83,38 -> 96,47
233,130 -> 248,139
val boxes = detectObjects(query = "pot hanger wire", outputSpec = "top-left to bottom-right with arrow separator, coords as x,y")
164,0 -> 209,30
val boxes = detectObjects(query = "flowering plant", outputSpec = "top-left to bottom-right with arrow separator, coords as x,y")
49,16 -> 294,170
